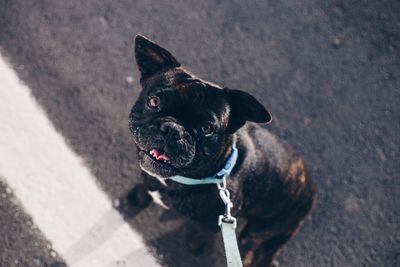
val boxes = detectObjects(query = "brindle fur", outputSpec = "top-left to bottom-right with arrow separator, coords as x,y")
128,35 -> 316,267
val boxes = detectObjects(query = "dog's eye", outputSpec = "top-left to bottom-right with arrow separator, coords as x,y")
147,96 -> 160,109
201,122 -> 214,135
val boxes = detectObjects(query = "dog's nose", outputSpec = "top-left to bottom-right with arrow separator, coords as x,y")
160,121 -> 186,141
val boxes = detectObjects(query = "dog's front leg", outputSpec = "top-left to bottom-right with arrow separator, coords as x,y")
239,220 -> 295,267
118,184 -> 153,219
185,221 -> 219,255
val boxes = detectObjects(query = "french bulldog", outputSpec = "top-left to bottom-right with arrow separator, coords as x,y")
127,35 -> 316,267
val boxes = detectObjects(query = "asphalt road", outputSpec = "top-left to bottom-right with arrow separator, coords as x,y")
0,0 -> 399,266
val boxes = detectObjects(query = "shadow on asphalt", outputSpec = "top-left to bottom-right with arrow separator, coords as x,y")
117,186 -> 224,267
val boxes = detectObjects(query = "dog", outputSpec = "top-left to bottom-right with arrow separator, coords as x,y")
127,35 -> 316,267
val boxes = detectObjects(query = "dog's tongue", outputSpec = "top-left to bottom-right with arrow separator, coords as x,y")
150,148 -> 170,161
156,153 -> 169,161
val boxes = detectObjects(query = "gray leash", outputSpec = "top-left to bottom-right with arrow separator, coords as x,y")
167,146 -> 242,266
217,177 -> 243,267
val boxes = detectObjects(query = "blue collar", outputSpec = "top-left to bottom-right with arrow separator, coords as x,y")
167,146 -> 238,185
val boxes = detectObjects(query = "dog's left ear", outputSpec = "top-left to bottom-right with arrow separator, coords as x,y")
134,35 -> 181,80
224,88 -> 272,133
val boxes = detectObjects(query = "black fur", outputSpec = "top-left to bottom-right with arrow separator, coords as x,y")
128,35 -> 316,267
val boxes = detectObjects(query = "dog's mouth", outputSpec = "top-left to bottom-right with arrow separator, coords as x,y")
138,147 -> 179,177
148,148 -> 171,164
139,147 -> 174,168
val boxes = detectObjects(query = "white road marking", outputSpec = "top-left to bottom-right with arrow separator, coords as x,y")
0,54 -> 160,267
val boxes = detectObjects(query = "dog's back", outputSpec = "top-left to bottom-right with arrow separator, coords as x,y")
234,123 -> 316,266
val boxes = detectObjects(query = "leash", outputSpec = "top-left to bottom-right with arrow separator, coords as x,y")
217,176 -> 243,267
168,146 -> 243,267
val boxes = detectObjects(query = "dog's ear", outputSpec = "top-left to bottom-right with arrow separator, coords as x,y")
224,88 -> 272,133
134,35 -> 180,80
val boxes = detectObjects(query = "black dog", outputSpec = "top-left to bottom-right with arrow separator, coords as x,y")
128,35 -> 315,267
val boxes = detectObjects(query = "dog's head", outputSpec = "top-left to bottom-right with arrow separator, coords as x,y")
129,35 -> 271,179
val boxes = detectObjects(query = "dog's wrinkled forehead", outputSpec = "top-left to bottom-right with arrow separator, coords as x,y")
141,68 -> 230,127
133,35 -> 271,136
141,68 -> 193,89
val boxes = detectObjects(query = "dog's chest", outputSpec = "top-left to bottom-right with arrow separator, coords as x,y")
157,185 -> 227,222
148,190 -> 169,209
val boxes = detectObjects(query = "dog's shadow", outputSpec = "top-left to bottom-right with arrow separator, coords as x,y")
148,220 -> 224,267
117,185 -> 226,267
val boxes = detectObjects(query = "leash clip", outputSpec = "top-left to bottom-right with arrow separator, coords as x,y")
217,177 -> 237,228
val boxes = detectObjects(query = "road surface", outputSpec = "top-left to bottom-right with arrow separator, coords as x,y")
0,0 -> 399,266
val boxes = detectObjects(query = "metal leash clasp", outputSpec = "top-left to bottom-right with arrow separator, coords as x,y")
217,176 -> 237,228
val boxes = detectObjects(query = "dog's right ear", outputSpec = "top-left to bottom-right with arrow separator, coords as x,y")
134,35 -> 181,80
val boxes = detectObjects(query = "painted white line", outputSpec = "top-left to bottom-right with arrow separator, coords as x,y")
0,54 -> 160,267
